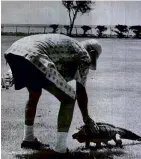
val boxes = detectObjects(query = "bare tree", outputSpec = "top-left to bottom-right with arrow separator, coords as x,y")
62,0 -> 94,36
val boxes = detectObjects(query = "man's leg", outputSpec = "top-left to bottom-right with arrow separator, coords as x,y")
43,81 -> 76,153
55,97 -> 75,153
57,98 -> 75,132
21,88 -> 43,149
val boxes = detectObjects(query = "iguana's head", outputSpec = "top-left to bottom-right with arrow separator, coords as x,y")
72,125 -> 98,143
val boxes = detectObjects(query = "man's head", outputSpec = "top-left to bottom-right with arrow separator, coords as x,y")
81,39 -> 102,70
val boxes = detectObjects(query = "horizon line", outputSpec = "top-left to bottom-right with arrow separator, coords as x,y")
1,24 -> 141,27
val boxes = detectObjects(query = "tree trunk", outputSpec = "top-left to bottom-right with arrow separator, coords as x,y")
75,27 -> 77,36
110,26 -> 112,38
44,27 -> 46,34
91,29 -> 92,35
69,23 -> 74,36
2,26 -> 4,33
68,9 -> 78,36
83,30 -> 86,35
99,32 -> 102,38
16,26 -> 18,34
28,26 -> 30,35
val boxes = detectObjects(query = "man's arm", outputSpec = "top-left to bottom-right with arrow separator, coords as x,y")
76,82 -> 99,133
76,82 -> 89,122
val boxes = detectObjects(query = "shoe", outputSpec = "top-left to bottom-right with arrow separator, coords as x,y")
21,138 -> 49,150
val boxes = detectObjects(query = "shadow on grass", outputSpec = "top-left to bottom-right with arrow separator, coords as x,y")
14,147 -> 125,159
14,142 -> 141,159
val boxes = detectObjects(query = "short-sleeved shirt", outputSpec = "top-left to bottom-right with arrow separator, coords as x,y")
5,34 -> 92,99
5,34 -> 91,87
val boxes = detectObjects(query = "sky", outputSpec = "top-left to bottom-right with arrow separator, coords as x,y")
1,1 -> 141,26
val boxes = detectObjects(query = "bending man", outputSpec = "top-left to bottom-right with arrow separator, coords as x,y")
4,34 -> 102,153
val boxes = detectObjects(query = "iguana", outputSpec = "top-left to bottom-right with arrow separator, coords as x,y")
72,122 -> 141,148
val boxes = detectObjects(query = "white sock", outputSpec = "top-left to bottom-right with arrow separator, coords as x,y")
23,125 -> 35,141
55,132 -> 68,153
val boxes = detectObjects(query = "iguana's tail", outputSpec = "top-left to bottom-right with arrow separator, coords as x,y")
118,128 -> 141,141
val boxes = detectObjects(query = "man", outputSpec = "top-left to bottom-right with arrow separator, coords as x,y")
4,34 -> 102,153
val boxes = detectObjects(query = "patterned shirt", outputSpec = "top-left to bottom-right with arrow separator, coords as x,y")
5,34 -> 91,99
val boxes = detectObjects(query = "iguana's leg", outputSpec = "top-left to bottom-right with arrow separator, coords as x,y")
103,141 -> 113,149
114,134 -> 123,148
95,142 -> 102,148
103,141 -> 108,145
103,141 -> 111,147
85,142 -> 90,148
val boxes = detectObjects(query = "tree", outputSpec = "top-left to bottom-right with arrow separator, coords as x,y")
81,25 -> 91,36
95,25 -> 107,38
62,0 -> 94,36
129,25 -> 141,38
113,25 -> 128,38
64,25 -> 70,35
50,24 -> 59,33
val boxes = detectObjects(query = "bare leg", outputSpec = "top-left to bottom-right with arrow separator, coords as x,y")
57,98 -> 75,132
43,79 -> 76,152
25,88 -> 42,126
22,88 -> 43,149
55,97 -> 75,153
23,88 -> 41,141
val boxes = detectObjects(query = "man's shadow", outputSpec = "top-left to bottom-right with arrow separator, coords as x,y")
15,142 -> 141,159
15,150 -> 98,159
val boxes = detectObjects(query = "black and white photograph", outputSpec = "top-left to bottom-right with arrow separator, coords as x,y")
1,1 -> 141,159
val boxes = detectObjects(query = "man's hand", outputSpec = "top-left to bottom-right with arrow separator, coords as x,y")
84,117 -> 99,134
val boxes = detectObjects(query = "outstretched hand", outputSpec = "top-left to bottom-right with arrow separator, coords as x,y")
84,117 -> 99,134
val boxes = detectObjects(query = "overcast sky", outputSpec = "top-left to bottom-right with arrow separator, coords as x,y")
1,1 -> 141,25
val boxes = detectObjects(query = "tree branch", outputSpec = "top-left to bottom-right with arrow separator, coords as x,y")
72,9 -> 75,16
72,7 -> 79,25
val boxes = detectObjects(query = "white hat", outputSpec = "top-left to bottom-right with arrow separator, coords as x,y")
81,39 -> 102,70
81,39 -> 102,59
